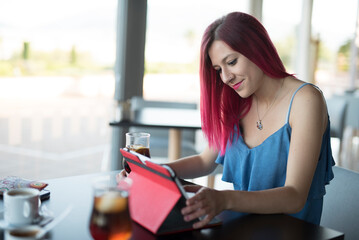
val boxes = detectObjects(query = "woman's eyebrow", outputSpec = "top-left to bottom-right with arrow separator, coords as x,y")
212,54 -> 235,68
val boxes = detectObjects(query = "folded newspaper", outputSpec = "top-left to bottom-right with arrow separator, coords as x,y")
0,176 -> 48,195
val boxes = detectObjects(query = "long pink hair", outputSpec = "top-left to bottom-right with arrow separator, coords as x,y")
200,12 -> 293,154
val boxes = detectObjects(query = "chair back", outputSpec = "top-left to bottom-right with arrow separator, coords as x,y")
326,97 -> 347,140
343,95 -> 359,129
321,166 -> 359,240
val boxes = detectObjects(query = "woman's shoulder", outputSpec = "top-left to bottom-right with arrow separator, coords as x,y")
287,78 -> 327,130
286,78 -> 324,104
300,85 -> 324,105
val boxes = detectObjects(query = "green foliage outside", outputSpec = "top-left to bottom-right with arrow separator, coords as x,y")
144,29 -> 199,75
145,61 -> 199,74
0,35 -> 349,77
0,42 -> 113,77
22,42 -> 30,60
339,39 -> 351,57
318,40 -> 335,66
337,39 -> 351,71
274,30 -> 351,75
274,35 -> 296,73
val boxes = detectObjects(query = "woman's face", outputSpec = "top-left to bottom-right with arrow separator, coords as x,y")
208,40 -> 264,98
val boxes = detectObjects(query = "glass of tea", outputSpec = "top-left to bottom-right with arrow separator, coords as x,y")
89,175 -> 132,240
122,132 -> 150,174
125,132 -> 150,158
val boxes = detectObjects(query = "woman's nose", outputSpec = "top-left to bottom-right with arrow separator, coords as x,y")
222,70 -> 234,84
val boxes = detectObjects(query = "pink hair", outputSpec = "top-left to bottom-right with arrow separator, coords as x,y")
200,12 -> 293,154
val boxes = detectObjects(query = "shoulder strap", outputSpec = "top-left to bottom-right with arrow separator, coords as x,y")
285,82 -> 313,123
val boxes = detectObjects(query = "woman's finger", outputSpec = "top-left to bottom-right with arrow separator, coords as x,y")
116,170 -> 127,183
182,199 -> 204,215
183,206 -> 207,222
193,214 -> 213,229
183,185 -> 202,192
186,188 -> 207,205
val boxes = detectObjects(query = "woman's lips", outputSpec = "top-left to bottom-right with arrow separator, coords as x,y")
232,80 -> 243,90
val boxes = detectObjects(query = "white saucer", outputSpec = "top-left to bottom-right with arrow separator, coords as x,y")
0,205 -> 53,230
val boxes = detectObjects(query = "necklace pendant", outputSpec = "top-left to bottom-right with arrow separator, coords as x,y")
256,120 -> 263,130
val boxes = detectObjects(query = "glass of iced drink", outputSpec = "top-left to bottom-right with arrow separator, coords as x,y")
125,132 -> 150,158
122,132 -> 150,174
89,175 -> 132,240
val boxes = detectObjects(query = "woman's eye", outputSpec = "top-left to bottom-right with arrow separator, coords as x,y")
215,68 -> 222,74
228,59 -> 237,66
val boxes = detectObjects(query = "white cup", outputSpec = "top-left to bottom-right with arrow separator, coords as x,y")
5,225 -> 42,240
4,188 -> 40,226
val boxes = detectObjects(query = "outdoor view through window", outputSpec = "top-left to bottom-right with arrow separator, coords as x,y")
0,0 -> 117,179
0,0 -> 357,180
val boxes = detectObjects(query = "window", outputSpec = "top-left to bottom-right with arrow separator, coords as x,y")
263,0 -> 359,170
144,0 -> 248,104
263,0 -> 302,73
0,0 -> 117,179
263,0 -> 358,97
312,0 -> 358,96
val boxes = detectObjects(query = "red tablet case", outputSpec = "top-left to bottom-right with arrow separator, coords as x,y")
120,148 -> 216,235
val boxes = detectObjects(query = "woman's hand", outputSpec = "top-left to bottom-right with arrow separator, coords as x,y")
181,185 -> 225,229
116,169 -> 128,183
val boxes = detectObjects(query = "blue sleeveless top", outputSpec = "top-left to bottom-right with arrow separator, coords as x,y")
215,83 -> 335,225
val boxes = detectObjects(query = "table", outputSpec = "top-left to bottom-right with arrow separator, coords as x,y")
110,107 -> 202,160
0,172 -> 345,240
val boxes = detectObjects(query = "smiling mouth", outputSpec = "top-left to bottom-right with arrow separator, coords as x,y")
232,80 -> 244,90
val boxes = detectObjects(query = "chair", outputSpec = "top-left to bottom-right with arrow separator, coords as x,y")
326,97 -> 347,165
331,93 -> 359,170
321,166 -> 359,240
129,96 -> 198,160
340,94 -> 359,171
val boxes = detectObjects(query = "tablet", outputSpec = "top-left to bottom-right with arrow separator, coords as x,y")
120,148 -> 221,235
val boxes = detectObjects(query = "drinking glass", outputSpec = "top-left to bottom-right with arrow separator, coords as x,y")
125,132 -> 150,158
89,175 -> 132,240
123,132 -> 150,174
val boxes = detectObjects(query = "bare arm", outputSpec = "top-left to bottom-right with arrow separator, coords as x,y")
166,146 -> 219,179
183,85 -> 328,227
117,144 -> 218,181
228,85 -> 326,213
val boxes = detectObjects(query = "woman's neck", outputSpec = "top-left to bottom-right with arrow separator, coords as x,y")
253,77 -> 285,107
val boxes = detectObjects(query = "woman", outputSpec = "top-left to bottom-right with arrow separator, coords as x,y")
165,12 -> 334,228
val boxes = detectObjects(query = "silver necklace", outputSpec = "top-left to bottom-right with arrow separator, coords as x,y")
255,79 -> 284,130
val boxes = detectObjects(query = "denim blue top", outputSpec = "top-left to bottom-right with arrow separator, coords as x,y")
216,83 -> 335,225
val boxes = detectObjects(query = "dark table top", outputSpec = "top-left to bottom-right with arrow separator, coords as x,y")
0,172 -> 344,240
110,108 -> 202,130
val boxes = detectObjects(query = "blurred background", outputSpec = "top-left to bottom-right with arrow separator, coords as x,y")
0,0 -> 358,180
